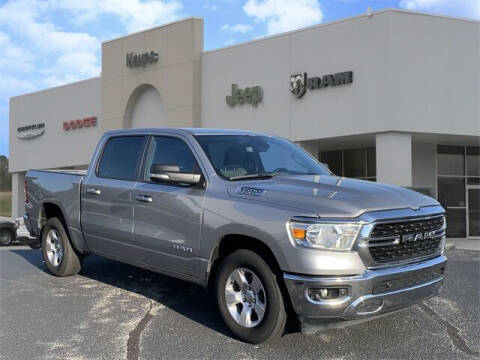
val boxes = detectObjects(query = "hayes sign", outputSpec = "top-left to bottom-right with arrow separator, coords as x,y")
126,51 -> 159,68
63,117 -> 97,131
289,71 -> 353,98
226,84 -> 263,107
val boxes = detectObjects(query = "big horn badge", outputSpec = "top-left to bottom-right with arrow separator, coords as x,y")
289,73 -> 307,98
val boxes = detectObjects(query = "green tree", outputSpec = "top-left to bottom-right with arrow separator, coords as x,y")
0,156 -> 12,191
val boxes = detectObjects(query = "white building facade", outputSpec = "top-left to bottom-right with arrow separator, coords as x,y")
9,10 -> 480,238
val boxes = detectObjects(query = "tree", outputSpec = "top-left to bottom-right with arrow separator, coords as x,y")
0,156 -> 12,191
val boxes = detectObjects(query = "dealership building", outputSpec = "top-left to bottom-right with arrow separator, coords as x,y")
8,9 -> 480,238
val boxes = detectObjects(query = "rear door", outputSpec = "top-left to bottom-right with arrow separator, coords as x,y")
81,135 -> 147,258
132,135 -> 206,277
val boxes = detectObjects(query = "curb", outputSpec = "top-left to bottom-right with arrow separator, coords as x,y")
445,243 -> 456,251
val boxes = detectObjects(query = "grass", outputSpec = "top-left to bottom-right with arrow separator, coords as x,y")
0,192 -> 12,217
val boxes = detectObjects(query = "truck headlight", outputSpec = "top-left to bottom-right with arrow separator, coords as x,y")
288,222 -> 361,250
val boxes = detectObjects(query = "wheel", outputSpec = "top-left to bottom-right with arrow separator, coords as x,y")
41,217 -> 81,277
215,249 -> 286,344
0,228 -> 14,246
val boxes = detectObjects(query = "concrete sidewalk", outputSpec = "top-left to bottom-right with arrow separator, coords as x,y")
446,239 -> 480,251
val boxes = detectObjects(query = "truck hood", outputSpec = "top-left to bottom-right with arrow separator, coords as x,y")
227,175 -> 439,218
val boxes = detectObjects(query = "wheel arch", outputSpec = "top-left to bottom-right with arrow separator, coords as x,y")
207,234 -> 282,288
38,201 -> 88,254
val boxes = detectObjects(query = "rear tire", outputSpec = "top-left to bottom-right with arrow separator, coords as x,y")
41,217 -> 81,276
0,228 -> 14,246
215,249 -> 286,344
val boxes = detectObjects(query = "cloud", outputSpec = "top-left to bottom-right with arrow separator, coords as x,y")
0,32 -> 35,73
221,24 -> 253,33
0,75 -> 36,95
203,4 -> 218,11
52,0 -> 183,33
41,52 -> 101,87
399,0 -> 480,20
0,0 -> 101,92
243,0 -> 323,35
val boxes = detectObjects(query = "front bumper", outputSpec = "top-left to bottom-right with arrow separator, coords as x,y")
284,255 -> 446,326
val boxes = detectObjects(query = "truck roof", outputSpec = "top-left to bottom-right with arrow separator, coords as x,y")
103,127 -> 272,137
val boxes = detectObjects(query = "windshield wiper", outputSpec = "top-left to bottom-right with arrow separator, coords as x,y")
228,173 -> 275,181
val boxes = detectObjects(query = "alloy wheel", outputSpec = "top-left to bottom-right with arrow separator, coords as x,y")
224,267 -> 267,328
45,229 -> 63,267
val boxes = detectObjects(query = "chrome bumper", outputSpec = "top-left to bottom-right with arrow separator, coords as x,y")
23,213 -> 34,236
21,213 -> 41,248
284,255 -> 446,324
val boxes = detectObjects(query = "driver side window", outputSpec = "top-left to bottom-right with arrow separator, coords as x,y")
145,137 -> 200,180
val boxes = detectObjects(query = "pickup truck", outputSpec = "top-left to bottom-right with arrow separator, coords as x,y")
24,128 -> 447,343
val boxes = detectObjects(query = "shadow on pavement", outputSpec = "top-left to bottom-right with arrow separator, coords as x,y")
10,248 -> 298,341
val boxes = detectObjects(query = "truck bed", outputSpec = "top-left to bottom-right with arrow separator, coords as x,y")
25,169 -> 85,241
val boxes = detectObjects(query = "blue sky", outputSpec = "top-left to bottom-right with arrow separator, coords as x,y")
1,0 -> 479,157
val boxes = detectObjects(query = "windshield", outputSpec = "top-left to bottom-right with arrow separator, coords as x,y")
194,135 -> 331,180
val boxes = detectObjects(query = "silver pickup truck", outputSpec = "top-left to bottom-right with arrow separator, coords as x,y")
24,128 -> 447,343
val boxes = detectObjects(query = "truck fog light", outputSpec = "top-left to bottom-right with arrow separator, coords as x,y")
308,287 -> 348,301
356,298 -> 383,314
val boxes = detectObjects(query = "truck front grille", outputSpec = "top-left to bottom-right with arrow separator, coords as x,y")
370,216 -> 444,238
368,216 -> 445,264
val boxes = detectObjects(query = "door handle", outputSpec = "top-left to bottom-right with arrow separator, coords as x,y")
135,195 -> 153,203
86,188 -> 101,195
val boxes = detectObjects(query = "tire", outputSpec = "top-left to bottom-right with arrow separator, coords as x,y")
41,217 -> 81,277
215,249 -> 286,344
0,228 -> 14,246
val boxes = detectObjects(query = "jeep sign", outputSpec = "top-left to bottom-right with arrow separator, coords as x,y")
226,84 -> 263,107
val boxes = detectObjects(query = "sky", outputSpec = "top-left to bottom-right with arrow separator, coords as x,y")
1,0 -> 479,157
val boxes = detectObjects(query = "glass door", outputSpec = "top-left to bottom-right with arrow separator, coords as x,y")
467,186 -> 480,237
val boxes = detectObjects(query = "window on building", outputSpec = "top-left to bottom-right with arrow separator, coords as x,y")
437,145 -> 464,176
320,150 -> 342,176
436,145 -> 480,238
437,177 -> 466,207
466,146 -> 479,177
97,136 -> 145,181
344,149 -> 365,178
320,147 -> 375,181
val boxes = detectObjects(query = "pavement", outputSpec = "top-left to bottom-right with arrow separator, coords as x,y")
0,247 -> 479,360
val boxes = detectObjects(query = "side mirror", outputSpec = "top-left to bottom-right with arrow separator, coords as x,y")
149,164 -> 202,185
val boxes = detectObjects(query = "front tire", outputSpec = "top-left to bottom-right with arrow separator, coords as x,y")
41,217 -> 81,277
215,249 -> 286,344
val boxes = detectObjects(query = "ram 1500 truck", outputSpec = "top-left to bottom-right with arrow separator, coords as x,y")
24,128 -> 447,343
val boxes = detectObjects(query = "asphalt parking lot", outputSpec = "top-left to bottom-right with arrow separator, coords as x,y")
1,247 -> 478,360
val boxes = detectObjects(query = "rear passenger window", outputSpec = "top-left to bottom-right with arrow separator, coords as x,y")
97,136 -> 145,180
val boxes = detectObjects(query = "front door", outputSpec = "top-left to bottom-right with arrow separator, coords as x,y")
132,135 -> 205,278
467,186 -> 480,237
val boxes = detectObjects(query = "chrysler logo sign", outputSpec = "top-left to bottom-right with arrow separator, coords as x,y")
126,51 -> 159,68
289,71 -> 353,98
17,123 -> 45,139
